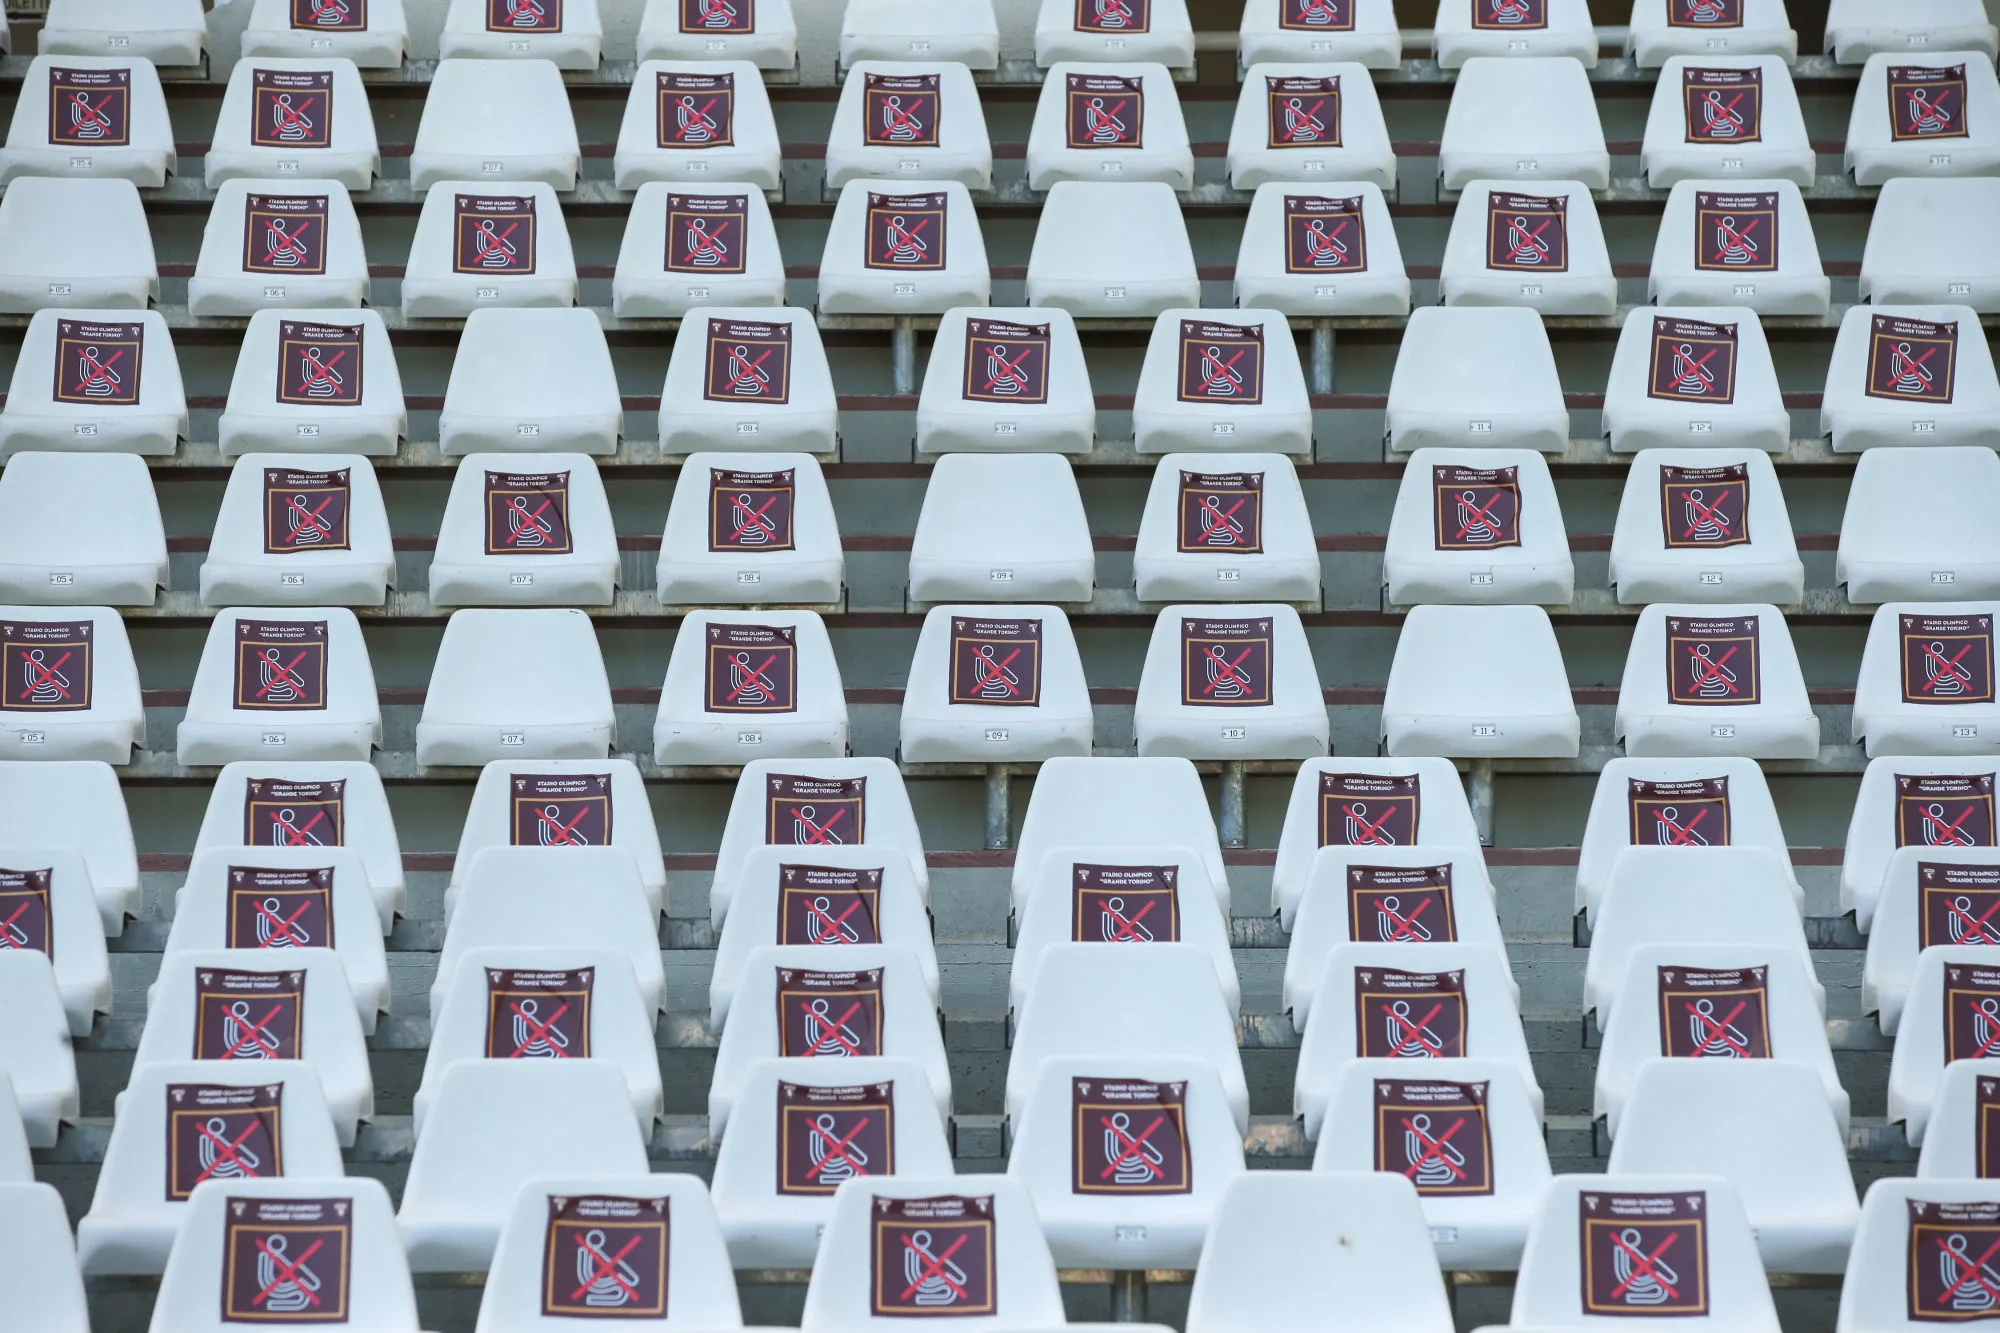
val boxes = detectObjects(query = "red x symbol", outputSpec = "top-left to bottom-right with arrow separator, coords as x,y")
0,901 -> 34,947
879,96 -> 926,137
1923,805 -> 1977,845
674,97 -> 720,140
899,1231 -> 970,1302
1680,489 -> 1734,541
1197,645 -> 1255,697
1712,215 -> 1758,254
1401,1114 -> 1468,1182
1342,803 -> 1395,845
722,346 -> 775,394
192,1118 -> 266,1186
1686,643 -> 1740,694
252,897 -> 316,948
1503,217 -> 1552,263
1196,496 -> 1245,543
1685,997 -> 1752,1057
269,94 -> 318,135
980,345 -> 1032,394
1654,807 -> 1710,845
1972,1009 -> 2000,1059
263,217 -> 313,261
503,495 -> 555,546
1085,100 -> 1129,137
1195,347 -> 1247,395
1891,343 -> 1941,383
1938,1233 -> 2000,1305
793,808 -> 847,845
1922,643 -> 1976,693
281,494 -> 336,545
253,650 -> 311,701
1376,895 -> 1433,943
19,650 -> 73,701
881,215 -> 930,255
1667,345 -> 1720,394
1384,1000 -> 1446,1055
682,218 -> 731,262
1101,897 -> 1156,942
804,896 -> 864,944
270,810 -> 326,846
1279,99 -> 1328,143
472,221 -> 520,265
66,91 -> 114,130
569,1232 -> 645,1303
1608,1231 -> 1681,1302
220,1003 -> 287,1060
805,1114 -> 871,1180
1947,895 -> 2000,945
72,346 -> 124,391
507,999 -> 571,1058
728,493 -> 778,540
1452,491 -> 1505,542
724,654 -> 780,703
1909,88 -> 1956,128
1099,1113 -> 1166,1181
535,806 -> 590,846
801,999 -> 863,1056
252,1236 -> 324,1309
1302,215 -> 1350,264
968,647 -> 1022,697
296,348 -> 346,393
1700,90 -> 1746,132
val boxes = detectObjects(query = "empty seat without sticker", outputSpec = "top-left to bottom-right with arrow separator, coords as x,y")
1233,180 -> 1411,316
1385,307 -> 1570,455
1842,756 -> 2000,932
657,451 -> 842,606
1642,56 -> 1815,187
653,608 -> 847,766
75,1061 -> 344,1276
713,757 -> 930,926
1440,179 -> 1617,316
206,57 -> 379,189
915,307 -> 1097,455
1132,308 -> 1314,457
659,307 -> 839,457
1133,452 -> 1321,603
177,607 -> 380,765
1650,176 -> 1830,316
1628,0 -> 1799,67
0,606 -> 143,764
132,947 -> 372,1145
195,760 -> 404,930
448,759 -> 663,919
1226,62 -> 1395,192
908,455 -> 1094,604
1382,604 -> 1581,757
1134,603 -> 1328,760
1009,1056 -> 1244,1271
440,309 -> 621,456
1826,0 -> 1998,61
189,178 -> 369,317
1312,1058 -> 1550,1273
1839,446 -> 2000,603
1889,945 -> 2000,1145
0,454 -> 166,605
613,181 -> 787,318
1238,0 -> 1404,69
1036,0 -> 1194,67
710,1056 -> 954,1269
1025,181 -> 1200,317
817,178 -> 991,315
201,453 -> 393,607
429,453 -> 617,606
242,0 -> 409,67
899,605 -> 1094,763
402,181 -> 578,317
1614,603 -> 1819,758
1862,177 -> 2000,311
827,61 -> 992,191
0,759 -> 137,933
0,848 -> 109,1036
1438,57 -> 1610,190
0,55 -> 174,187
1435,0 -> 1600,68
637,0 -> 797,68
40,0 -> 205,65
439,0 -> 602,67
161,846 -> 387,1032
839,0 -> 999,69
1853,600 -> 2000,756
1821,304 -> 2000,452
615,59 -> 782,190
218,308 -> 405,457
410,58 -> 581,190
1603,305 -> 1791,454
1610,447 -> 1803,605
0,308 -> 185,459
1026,61 -> 1194,191
1864,845 -> 2000,1034
1384,447 -> 1575,606
1846,51 -> 2000,184
415,608 -> 614,765
0,176 -> 157,314
0,954 -> 76,1147
1914,1057 -> 2000,1178
1270,756 -> 1485,924
1574,756 -> 1796,922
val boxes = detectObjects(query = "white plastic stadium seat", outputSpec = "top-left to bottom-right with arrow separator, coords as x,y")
1385,307 -> 1570,455
75,1061 -> 344,1276
1609,448 -> 1804,605
0,758 -> 138,933
615,60 -> 782,190
0,55 -> 174,187
415,945 -> 661,1136
1134,603 -> 1328,759
915,308 -> 1097,455
1642,56 -> 1815,187
1009,1057 -> 1244,1270
0,849 -> 109,1035
1233,180 -> 1411,316
613,182 -> 787,318
0,308 -> 185,458
447,759 -> 663,919
1226,62 -> 1395,192
131,947 -> 372,1145
712,758 -> 930,927
1614,603 -> 1818,758
1239,0 -> 1403,69
1133,452 -> 1320,604
1384,447 -> 1574,606
1649,177 -> 1831,316
1845,52 -> 2000,185
201,454 -> 394,607
428,453 -> 617,606
1509,1174 -> 1781,1330
439,0 -> 602,67
1132,309 -> 1313,457
242,0 -> 410,67
710,1056 -> 954,1269
1037,0 -> 1194,67
653,609 -> 847,766
401,181 -> 579,317
0,608 -> 140,763
1824,0 -> 1998,64
1440,180 -> 1617,316
0,176 -> 156,313
1853,600 -> 2000,756
909,455 -> 1092,604
817,178 -> 991,315
206,58 -> 380,189
1270,756 -> 1485,923
1839,447 -> 2000,603
440,309 -> 620,456
410,58 -> 581,190
1438,57 -> 1610,190
1914,1057 -> 2000,1178
1842,757 -> 2000,932
1594,946 -> 1844,1136
1026,62 -> 1194,191
218,309 -> 406,457
1435,0 -> 1599,68
161,846 -> 386,1031
176,607 -> 379,765
1889,946 -> 2000,1145
475,1174 -> 743,1330
40,0 -> 205,64
827,62 -> 992,191
0,954 -> 76,1147
1009,755 -> 1223,910
0,454 -> 166,606
1839,1177 -> 2000,1331
1822,304 -> 2000,453
1864,845 -> 2000,1034
1602,306 -> 1791,453
415,608 -> 613,765
1025,181 -> 1200,317
188,178 -> 369,317
710,944 -> 950,1138
840,0 -> 1000,69
1627,0 -> 1799,67
637,0 -> 797,68
899,606 -> 1093,763
658,307 -> 839,457
195,760 -> 404,931
0,1076 -> 28,1181
1861,177 -> 2000,311
1312,1058 -> 1550,1272
1382,604 -> 1581,757
1574,756 -> 1797,923
656,452 -> 842,606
